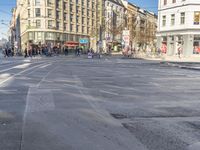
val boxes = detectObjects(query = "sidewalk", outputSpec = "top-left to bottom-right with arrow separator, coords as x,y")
143,54 -> 200,63
142,54 -> 200,70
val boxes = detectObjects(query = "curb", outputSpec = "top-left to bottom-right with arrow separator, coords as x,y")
165,62 -> 200,71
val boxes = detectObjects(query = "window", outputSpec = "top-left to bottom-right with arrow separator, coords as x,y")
27,0 -> 30,6
46,32 -> 54,40
36,32 -> 42,40
35,8 -> 41,17
64,23 -> 67,31
171,14 -> 175,26
64,2 -> 67,10
56,11 -> 61,19
48,20 -> 53,28
194,12 -> 200,25
180,12 -> 185,24
162,15 -> 166,26
47,0 -> 52,6
35,0 -> 40,6
28,32 -> 34,40
36,20 -> 41,28
48,9 -> 52,18
164,0 -> 167,5
28,9 -> 30,17
64,13 -> 67,21
56,21 -> 60,29
28,20 -> 31,27
172,0 -> 176,3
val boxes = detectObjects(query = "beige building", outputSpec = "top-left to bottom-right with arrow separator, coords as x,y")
124,2 -> 157,51
16,0 -> 98,51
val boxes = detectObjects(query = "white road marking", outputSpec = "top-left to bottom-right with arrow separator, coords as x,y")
13,63 -> 30,69
0,63 -> 31,73
0,63 -> 49,86
99,89 -> 119,96
36,66 -> 58,87
39,64 -> 51,69
0,73 -> 10,78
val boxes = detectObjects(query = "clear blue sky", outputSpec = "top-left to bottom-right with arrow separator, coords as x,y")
0,0 -> 158,39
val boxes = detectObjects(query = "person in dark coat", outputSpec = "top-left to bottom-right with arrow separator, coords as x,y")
64,47 -> 69,56
24,48 -> 28,58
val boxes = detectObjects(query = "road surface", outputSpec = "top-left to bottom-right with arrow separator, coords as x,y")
0,56 -> 200,150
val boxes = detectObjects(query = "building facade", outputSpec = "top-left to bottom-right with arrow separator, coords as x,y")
102,0 -> 125,52
16,0 -> 98,51
124,2 -> 157,51
157,0 -> 200,56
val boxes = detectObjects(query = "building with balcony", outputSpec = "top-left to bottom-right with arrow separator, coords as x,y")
157,0 -> 200,56
15,0 -> 98,51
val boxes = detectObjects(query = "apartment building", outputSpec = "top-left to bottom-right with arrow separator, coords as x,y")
157,0 -> 200,56
16,0 -> 98,50
123,2 -> 157,51
102,0 -> 125,52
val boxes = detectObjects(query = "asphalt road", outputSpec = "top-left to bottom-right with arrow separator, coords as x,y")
0,56 -> 200,150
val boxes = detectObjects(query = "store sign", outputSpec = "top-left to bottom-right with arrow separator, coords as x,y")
79,39 -> 88,44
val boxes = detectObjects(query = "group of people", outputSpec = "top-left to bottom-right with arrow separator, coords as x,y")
24,45 -> 63,58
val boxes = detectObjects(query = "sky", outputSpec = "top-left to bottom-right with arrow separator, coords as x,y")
0,0 -> 158,39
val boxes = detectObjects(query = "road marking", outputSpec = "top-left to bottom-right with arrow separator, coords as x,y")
0,63 -> 49,86
13,63 -> 30,69
99,89 -> 119,96
0,73 -> 10,78
39,64 -> 51,69
36,66 -> 58,87
24,63 -> 52,76
0,62 -> 35,73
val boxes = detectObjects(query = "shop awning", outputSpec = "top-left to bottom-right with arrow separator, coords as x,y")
65,41 -> 79,47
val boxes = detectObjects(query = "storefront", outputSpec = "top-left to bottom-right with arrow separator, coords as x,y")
193,35 -> 200,54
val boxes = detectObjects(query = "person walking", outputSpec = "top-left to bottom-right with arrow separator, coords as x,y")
28,46 -> 32,58
178,45 -> 182,59
64,47 -> 69,56
24,48 -> 28,58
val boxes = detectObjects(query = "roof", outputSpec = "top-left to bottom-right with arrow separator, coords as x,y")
106,0 -> 125,7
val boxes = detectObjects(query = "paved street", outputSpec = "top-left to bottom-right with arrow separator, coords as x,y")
1,56 -> 200,150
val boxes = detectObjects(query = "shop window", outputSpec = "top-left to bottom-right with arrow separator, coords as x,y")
194,12 -> 200,25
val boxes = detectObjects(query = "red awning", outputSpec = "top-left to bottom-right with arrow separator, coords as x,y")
65,41 -> 79,47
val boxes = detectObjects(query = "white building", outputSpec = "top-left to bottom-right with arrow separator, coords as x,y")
157,0 -> 200,56
103,0 -> 125,52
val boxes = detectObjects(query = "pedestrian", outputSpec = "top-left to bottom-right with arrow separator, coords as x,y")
32,48 -> 36,57
64,47 -> 69,56
45,47 -> 48,56
24,48 -> 28,58
178,45 -> 182,59
28,47 -> 32,58
4,48 -> 8,57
